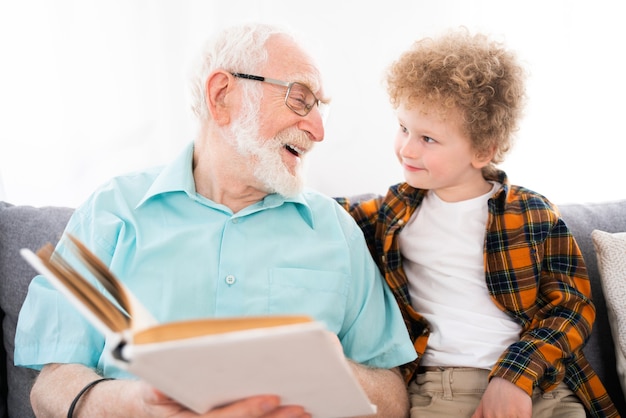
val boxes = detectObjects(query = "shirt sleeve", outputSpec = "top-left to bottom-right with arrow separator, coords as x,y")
14,195 -> 120,372
333,204 -> 416,369
14,254 -> 107,370
489,213 -> 594,395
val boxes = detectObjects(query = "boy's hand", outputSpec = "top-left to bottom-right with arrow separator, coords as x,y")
471,377 -> 531,418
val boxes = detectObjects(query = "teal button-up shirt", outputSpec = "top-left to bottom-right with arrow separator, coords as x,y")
15,142 -> 416,378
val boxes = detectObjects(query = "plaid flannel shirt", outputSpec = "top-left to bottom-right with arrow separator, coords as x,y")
336,170 -> 619,418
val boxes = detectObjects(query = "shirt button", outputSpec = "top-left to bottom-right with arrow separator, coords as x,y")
225,275 -> 236,285
232,218 -> 239,224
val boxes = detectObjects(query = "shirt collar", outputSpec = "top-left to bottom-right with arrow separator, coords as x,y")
135,141 -> 315,228
245,192 -> 315,229
136,142 -> 196,208
489,169 -> 510,204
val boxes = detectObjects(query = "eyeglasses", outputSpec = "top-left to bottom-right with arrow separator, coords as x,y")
231,72 -> 327,119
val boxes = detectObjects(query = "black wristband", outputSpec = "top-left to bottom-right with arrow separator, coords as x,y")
67,377 -> 115,418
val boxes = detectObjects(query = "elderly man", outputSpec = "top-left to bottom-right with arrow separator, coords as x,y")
15,23 -> 416,418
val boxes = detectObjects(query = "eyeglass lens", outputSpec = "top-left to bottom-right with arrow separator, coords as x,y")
286,82 -> 318,116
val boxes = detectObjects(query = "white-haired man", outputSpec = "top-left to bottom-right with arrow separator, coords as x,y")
15,23 -> 416,418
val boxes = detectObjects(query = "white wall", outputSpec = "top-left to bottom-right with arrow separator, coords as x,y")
1,0 -> 624,208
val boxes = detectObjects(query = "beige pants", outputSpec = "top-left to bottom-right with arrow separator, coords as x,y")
409,368 -> 586,418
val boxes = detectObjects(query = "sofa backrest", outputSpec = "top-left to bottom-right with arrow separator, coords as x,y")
0,202 -> 73,418
559,199 -> 626,414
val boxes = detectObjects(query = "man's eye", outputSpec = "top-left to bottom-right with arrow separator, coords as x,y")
287,93 -> 307,110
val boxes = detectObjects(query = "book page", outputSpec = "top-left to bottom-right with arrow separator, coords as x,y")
118,321 -> 376,417
132,315 -> 313,344
27,245 -> 130,333
64,234 -> 131,315
21,234 -> 157,335
20,247 -> 127,336
63,234 -> 157,332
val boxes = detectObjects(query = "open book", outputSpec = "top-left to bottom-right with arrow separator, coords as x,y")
20,234 -> 376,417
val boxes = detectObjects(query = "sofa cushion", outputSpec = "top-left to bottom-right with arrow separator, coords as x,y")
0,202 -> 73,418
592,229 -> 626,400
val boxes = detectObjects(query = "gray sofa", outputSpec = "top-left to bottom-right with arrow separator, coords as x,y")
1,199 -> 625,417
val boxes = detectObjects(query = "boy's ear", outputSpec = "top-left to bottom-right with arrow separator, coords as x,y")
472,146 -> 496,169
205,71 -> 234,126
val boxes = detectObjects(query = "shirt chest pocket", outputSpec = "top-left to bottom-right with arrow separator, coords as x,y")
268,268 -> 349,333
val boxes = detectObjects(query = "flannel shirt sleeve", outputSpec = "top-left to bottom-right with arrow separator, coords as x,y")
334,195 -> 383,260
488,207 -> 594,396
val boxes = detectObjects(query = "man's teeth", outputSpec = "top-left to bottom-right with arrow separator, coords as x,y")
285,144 -> 302,157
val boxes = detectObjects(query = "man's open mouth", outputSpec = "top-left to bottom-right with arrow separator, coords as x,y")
285,144 -> 301,157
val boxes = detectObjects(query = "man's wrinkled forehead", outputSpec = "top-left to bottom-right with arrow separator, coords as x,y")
265,34 -> 327,101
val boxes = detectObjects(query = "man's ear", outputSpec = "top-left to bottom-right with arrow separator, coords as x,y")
205,71 -> 234,125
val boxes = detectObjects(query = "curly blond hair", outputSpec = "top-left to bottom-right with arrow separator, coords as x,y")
386,28 -> 526,172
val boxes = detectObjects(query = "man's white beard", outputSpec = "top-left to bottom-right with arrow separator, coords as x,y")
227,102 -> 311,197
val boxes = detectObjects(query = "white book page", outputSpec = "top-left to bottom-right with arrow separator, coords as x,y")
118,321 -> 376,417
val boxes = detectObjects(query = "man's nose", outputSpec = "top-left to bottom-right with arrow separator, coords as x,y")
297,107 -> 325,142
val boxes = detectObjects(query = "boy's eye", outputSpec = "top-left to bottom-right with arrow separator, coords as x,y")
400,124 -> 408,134
423,136 -> 436,143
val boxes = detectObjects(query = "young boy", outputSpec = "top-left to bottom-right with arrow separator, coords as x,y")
337,29 -> 619,417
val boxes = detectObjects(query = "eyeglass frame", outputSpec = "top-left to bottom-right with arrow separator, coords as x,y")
231,72 -> 326,118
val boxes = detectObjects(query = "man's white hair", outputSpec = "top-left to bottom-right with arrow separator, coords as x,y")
189,22 -> 296,120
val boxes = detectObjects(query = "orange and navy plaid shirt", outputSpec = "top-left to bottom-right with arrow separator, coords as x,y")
336,171 -> 619,418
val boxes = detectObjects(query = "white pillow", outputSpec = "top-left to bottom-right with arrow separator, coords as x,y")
591,229 -> 626,400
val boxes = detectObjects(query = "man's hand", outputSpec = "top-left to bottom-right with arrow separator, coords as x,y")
471,377 -> 531,418
141,384 -> 310,418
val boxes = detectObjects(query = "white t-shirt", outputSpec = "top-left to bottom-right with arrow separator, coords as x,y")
399,183 -> 522,369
